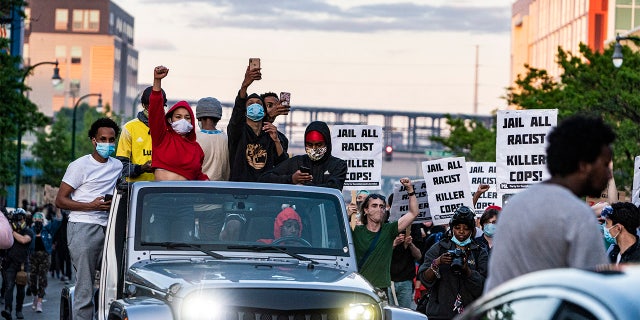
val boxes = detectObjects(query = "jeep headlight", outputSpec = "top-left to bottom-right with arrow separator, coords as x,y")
346,303 -> 377,320
182,293 -> 227,320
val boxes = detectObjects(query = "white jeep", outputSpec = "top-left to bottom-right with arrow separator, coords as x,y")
60,181 -> 425,320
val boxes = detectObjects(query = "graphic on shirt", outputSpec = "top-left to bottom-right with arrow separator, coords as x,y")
246,143 -> 267,170
136,137 -> 144,143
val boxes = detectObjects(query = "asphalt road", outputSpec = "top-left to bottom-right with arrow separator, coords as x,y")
1,273 -> 70,320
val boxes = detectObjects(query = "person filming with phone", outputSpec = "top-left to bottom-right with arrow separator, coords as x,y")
259,121 -> 348,190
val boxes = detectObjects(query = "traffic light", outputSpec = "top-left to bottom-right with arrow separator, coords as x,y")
384,145 -> 393,161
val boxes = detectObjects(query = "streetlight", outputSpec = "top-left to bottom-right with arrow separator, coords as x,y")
71,93 -> 102,160
612,33 -> 640,68
15,60 -> 62,207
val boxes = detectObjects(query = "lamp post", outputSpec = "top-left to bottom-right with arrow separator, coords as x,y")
612,33 -> 640,68
71,93 -> 102,160
15,60 -> 62,207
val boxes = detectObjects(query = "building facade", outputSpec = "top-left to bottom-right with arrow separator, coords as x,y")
24,0 -> 138,117
510,0 -> 608,83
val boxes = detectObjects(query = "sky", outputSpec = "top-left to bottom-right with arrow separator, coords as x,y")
111,0 -> 513,116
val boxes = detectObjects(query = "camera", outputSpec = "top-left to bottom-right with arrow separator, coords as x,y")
447,248 -> 467,275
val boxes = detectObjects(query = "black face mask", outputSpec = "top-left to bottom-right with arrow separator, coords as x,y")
34,221 -> 43,234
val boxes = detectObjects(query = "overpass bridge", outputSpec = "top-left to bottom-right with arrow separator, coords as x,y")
169,100 -> 495,194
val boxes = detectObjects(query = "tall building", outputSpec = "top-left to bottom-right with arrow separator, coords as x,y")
510,0 -> 608,83
24,0 -> 138,117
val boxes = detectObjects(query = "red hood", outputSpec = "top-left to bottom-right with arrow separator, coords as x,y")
273,207 -> 302,239
166,101 -> 197,141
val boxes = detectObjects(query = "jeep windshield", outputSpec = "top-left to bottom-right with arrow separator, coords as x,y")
134,185 -> 350,257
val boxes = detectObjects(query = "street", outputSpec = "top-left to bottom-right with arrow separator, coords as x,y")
2,274 -> 69,320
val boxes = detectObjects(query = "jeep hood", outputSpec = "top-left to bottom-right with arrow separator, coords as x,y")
126,260 -> 376,297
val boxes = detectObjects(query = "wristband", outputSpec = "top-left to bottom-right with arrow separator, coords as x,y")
407,191 -> 416,196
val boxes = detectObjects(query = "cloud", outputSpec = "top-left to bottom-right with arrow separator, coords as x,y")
150,0 -> 510,34
136,38 -> 178,51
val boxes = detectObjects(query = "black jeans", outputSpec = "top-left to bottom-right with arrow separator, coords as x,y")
3,262 -> 26,312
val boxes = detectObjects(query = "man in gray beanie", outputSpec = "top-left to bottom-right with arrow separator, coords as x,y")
196,97 -> 230,181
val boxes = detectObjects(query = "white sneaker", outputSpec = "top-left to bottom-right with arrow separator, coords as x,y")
31,297 -> 37,310
36,302 -> 42,313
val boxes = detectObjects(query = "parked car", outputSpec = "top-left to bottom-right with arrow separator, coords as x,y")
456,265 -> 640,320
60,181 -> 426,320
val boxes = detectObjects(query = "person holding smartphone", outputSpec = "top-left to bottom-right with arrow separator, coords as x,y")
228,62 -> 287,182
258,121 -> 348,190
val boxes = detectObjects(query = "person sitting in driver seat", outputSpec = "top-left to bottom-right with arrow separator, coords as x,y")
258,207 -> 304,245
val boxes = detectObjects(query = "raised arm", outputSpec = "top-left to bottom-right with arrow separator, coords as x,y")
397,177 -> 418,232
149,66 -> 169,147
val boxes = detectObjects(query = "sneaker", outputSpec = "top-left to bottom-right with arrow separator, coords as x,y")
15,311 -> 22,319
1,309 -> 11,320
35,302 -> 42,313
31,297 -> 37,310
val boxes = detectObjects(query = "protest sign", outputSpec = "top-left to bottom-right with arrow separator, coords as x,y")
496,109 -> 557,205
467,161 -> 497,216
389,179 -> 431,223
422,157 -> 474,226
331,125 -> 383,190
43,184 -> 59,205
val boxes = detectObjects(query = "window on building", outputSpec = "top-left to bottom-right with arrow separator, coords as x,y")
71,46 -> 82,64
55,45 -> 66,60
72,9 -> 100,32
55,9 -> 68,31
24,8 -> 30,30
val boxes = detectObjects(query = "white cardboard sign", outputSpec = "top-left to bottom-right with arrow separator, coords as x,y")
331,125 -> 383,190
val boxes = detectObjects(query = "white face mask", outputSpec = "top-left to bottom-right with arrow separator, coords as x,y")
171,118 -> 193,135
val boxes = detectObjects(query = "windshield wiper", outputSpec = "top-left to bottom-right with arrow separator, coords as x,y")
227,244 -> 318,266
140,241 -> 226,260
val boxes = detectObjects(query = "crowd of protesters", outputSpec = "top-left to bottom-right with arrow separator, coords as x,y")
1,61 -> 639,320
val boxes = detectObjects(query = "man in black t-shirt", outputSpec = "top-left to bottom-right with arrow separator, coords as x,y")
2,209 -> 34,320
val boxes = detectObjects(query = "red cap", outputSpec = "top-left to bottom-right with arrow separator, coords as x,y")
485,205 -> 502,212
305,130 -> 324,142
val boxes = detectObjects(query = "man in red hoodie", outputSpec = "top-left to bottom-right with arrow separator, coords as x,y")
149,66 -> 208,181
258,207 -> 308,246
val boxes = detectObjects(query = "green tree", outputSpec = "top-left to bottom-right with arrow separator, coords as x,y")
433,43 -> 640,190
430,115 -> 496,162
0,2 -> 49,196
29,113 -> 71,186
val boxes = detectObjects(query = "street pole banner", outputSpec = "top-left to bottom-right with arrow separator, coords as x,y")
422,157 -> 474,226
496,109 -> 557,206
332,125 -> 383,190
632,156 -> 640,207
389,179 -> 431,223
467,162 -> 498,216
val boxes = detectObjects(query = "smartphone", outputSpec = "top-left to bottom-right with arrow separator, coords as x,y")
299,166 -> 311,174
249,58 -> 261,70
104,194 -> 113,202
280,92 -> 291,107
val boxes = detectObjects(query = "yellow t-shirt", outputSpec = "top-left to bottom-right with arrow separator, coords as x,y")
116,118 -> 154,182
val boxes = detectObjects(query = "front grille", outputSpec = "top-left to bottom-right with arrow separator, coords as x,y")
215,308 -> 342,320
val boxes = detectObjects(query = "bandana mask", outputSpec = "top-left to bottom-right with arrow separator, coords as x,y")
171,118 -> 193,135
246,103 -> 265,122
305,146 -> 327,161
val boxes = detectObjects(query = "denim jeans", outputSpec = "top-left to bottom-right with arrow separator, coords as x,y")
389,280 -> 414,309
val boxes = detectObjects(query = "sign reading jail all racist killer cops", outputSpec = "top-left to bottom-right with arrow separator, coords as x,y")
331,125 -> 383,190
422,157 -> 474,226
467,162 -> 497,216
496,109 -> 557,204
389,179 -> 431,223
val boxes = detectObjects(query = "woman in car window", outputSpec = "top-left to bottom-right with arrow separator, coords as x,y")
417,206 -> 488,319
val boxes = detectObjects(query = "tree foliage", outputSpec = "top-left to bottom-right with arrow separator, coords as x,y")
0,4 -> 49,195
435,43 -> 640,190
430,115 -> 496,162
29,114 -> 71,186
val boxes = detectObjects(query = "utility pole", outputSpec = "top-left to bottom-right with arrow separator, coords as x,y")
473,45 -> 479,114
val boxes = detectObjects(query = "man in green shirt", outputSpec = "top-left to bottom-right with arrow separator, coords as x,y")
351,177 -> 419,292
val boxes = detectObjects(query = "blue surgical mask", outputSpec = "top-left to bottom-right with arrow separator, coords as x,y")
483,223 -> 496,238
96,142 -> 115,159
246,103 -> 265,121
451,235 -> 472,247
603,224 -> 619,245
